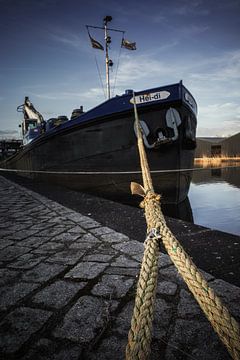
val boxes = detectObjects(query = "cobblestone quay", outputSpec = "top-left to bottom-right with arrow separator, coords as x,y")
0,175 -> 239,359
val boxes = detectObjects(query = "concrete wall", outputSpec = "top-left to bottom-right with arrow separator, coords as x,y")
195,139 -> 212,157
195,132 -> 240,157
221,132 -> 240,157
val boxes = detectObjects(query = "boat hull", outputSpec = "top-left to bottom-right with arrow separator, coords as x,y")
2,83 -> 197,205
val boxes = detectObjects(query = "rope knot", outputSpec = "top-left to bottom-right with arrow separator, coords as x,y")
130,182 -> 161,208
140,191 -> 161,208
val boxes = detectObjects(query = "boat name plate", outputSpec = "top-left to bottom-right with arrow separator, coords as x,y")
130,91 -> 170,104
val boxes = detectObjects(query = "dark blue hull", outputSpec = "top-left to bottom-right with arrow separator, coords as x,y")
2,82 -> 197,204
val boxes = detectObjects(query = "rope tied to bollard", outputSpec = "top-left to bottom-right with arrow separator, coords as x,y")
126,93 -> 240,360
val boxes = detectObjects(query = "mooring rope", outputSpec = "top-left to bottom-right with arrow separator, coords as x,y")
126,93 -> 240,360
0,165 -> 239,175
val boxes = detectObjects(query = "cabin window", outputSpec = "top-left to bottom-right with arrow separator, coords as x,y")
27,120 -> 38,130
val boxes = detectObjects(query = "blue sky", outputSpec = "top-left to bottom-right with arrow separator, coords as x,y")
0,0 -> 240,139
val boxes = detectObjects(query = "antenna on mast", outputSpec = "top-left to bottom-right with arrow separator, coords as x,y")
104,16 -> 113,99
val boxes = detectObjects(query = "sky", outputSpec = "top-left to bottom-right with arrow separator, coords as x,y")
0,0 -> 240,139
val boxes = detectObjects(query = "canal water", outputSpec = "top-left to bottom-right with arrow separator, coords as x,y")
188,166 -> 240,236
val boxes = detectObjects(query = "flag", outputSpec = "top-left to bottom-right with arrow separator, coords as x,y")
121,38 -> 136,50
89,35 -> 104,50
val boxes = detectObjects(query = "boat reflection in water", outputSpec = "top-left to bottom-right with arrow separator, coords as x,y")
161,197 -> 193,223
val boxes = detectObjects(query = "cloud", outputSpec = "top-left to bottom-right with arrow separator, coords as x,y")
80,88 -> 106,99
116,54 -> 173,87
198,102 -> 240,122
34,93 -> 59,100
197,125 -> 240,137
0,129 -> 19,139
190,50 -> 240,82
174,1 -> 210,16
177,24 -> 210,37
47,26 -> 89,53
50,32 -> 83,50
33,88 -> 105,101
197,102 -> 240,136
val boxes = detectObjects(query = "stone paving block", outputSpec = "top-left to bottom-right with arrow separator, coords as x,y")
28,223 -> 55,231
64,213 -> 99,226
83,254 -> 114,263
113,240 -> 144,255
52,217 -> 76,225
32,242 -> 65,255
6,229 -> 41,240
11,220 -> 33,227
64,213 -> 91,222
100,232 -> 130,243
0,282 -> 39,310
130,252 -> 143,262
111,254 -> 140,268
7,253 -> 47,269
65,262 -> 108,280
22,263 -> 67,283
0,239 -> 15,249
53,296 -> 114,343
0,307 -> 52,354
66,225 -> 87,234
77,219 -> 101,229
0,268 -> 19,286
36,227 -> 66,237
85,336 -> 127,360
0,229 -> 16,237
114,301 -> 134,336
165,318 -> 231,360
46,249 -> 86,265
159,265 -> 186,287
78,233 -> 100,243
51,232 -> 82,244
52,346 -> 83,360
0,245 -> 31,261
91,243 -> 118,255
0,221 -> 14,229
32,280 -> 86,309
23,338 -> 83,360
158,253 -> 174,268
211,279 -> 240,319
18,236 -> 50,248
177,289 -> 203,319
3,223 -> 28,232
90,227 -> 116,236
156,280 -> 178,297
91,274 -> 135,298
47,216 -> 75,225
69,241 -> 99,250
22,338 -> 56,360
105,266 -> 139,277
152,298 -> 174,340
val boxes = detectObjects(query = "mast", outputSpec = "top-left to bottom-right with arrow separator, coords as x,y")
87,17 -> 135,100
104,16 -> 113,99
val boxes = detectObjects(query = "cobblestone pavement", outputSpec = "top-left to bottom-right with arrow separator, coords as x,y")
0,175 -> 239,360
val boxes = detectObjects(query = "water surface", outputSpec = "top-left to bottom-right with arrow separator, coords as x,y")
188,166 -> 240,236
